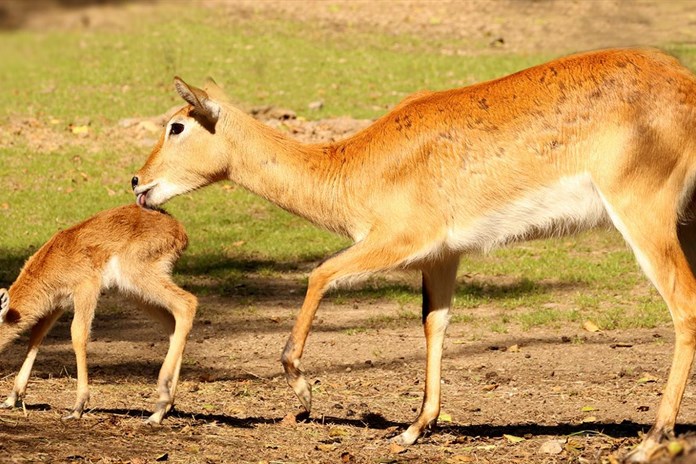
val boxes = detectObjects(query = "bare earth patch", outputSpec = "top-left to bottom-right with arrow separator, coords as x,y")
1,293 -> 695,463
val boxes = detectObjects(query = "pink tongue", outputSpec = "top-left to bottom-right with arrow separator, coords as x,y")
137,193 -> 146,207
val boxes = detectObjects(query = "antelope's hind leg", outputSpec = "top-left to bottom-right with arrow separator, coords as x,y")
134,278 -> 197,425
1,309 -> 64,409
601,196 -> 696,462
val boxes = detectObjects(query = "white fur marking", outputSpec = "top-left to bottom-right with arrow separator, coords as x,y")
15,347 -> 39,393
134,179 -> 182,207
101,257 -> 135,293
595,190 -> 659,292
164,120 -> 192,143
405,174 -> 610,264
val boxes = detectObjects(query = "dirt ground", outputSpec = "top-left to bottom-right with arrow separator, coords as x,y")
4,1 -> 696,464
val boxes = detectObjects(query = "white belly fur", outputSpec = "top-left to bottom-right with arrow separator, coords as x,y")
446,173 -> 610,255
101,256 -> 135,292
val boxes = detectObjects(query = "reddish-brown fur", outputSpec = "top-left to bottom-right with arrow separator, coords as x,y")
133,48 -> 696,461
0,204 -> 197,423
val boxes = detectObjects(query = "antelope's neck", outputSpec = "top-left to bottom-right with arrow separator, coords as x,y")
224,115 -> 358,238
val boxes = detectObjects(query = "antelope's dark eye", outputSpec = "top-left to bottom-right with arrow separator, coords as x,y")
169,122 -> 185,135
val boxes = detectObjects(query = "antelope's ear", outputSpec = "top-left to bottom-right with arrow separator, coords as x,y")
204,76 -> 218,88
203,77 -> 228,102
173,76 -> 220,125
0,289 -> 9,323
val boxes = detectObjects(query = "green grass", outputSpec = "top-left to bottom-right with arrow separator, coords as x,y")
0,4 -> 694,331
0,9 -> 548,124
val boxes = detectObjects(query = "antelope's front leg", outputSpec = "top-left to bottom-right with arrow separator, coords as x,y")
281,238 -> 416,414
392,256 -> 459,445
281,280 -> 325,412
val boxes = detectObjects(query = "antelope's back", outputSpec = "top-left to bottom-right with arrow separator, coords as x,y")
357,49 -> 696,217
85,204 -> 189,260
16,205 -> 187,285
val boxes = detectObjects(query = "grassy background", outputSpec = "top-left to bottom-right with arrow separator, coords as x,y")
1,5 -> 695,331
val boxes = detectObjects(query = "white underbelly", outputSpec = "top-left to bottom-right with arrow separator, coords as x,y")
101,256 -> 136,292
447,173 -> 610,253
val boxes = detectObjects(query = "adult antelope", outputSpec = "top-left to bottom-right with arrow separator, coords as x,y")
0,204 -> 197,423
133,48 -> 696,461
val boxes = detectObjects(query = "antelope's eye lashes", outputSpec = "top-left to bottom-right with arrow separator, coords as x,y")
169,123 -> 185,135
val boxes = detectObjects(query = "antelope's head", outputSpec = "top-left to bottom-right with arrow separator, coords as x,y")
133,77 -> 230,208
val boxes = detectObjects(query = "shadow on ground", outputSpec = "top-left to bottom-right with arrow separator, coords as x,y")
0,247 -> 588,310
6,403 -> 689,441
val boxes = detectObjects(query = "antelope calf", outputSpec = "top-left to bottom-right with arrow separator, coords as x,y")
133,48 -> 696,461
0,204 -> 197,423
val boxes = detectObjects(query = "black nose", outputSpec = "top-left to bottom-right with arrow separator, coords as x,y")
131,176 -> 139,191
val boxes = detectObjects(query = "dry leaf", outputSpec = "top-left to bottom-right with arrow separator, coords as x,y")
280,412 -> 296,426
583,320 -> 600,332
389,442 -> 407,454
438,412 -> 452,422
1,203 -> 9,210
667,440 -> 684,457
580,405 -> 597,412
71,125 -> 89,135
637,373 -> 659,384
508,344 -> 520,353
581,416 -> 597,423
538,439 -> 563,455
316,444 -> 336,452
329,427 -> 348,437
476,444 -> 497,451
504,434 -> 525,443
